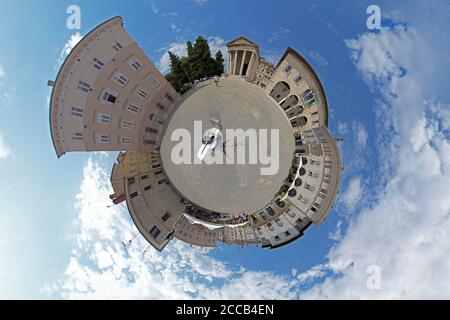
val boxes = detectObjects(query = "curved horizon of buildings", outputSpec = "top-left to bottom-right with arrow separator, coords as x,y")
49,16 -> 342,251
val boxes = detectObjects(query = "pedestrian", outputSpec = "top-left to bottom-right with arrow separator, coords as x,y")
213,75 -> 219,86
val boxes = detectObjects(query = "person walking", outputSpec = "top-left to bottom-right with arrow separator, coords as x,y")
213,75 -> 219,86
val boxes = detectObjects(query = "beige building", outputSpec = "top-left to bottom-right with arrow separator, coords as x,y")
49,16 -> 178,158
254,57 -> 275,88
226,37 -> 260,81
50,17 -> 341,252
266,47 -> 328,131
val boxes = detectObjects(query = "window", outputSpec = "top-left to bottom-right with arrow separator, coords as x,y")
121,119 -> 135,130
76,80 -> 90,93
158,178 -> 167,185
95,133 -> 109,144
284,64 -> 292,74
126,103 -> 140,114
101,88 -> 118,105
112,71 -> 128,87
302,89 -> 314,101
284,230 -> 291,237
71,132 -> 83,141
120,136 -> 133,144
91,57 -> 105,70
154,170 -> 162,175
161,212 -> 170,222
127,177 -> 135,185
112,40 -> 123,51
127,56 -> 142,71
143,139 -> 156,145
165,93 -> 174,101
70,106 -> 84,118
141,174 -> 148,180
144,185 -> 151,192
299,167 -> 306,176
95,112 -> 111,125
146,74 -> 159,87
149,113 -> 164,125
130,191 -> 138,199
145,127 -> 159,134
149,225 -> 161,238
136,88 -> 149,99
156,102 -> 165,111
294,74 -> 303,84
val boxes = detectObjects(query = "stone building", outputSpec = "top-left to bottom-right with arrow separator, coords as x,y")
49,16 -> 178,158
226,37 -> 260,81
50,17 -> 341,252
254,57 -> 275,89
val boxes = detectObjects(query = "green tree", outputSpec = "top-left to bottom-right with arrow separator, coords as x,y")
167,51 -> 190,92
214,50 -> 225,76
189,36 -> 215,80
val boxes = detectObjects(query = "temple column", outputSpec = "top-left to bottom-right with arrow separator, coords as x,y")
239,50 -> 247,76
234,50 -> 240,75
246,51 -> 255,78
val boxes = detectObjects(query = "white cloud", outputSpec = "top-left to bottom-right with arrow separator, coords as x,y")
329,220 -> 343,242
60,33 -> 83,59
341,177 -> 362,211
354,122 -> 368,148
338,122 -> 349,134
301,24 -> 450,299
46,157 -> 304,299
0,132 -> 11,159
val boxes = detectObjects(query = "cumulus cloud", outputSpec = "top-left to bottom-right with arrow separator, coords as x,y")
46,157 -> 304,299
301,24 -> 450,299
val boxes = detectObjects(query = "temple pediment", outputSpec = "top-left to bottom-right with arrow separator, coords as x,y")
227,36 -> 259,48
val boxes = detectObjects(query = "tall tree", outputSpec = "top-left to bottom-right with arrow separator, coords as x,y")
167,51 -> 190,92
214,50 -> 225,76
190,36 -> 215,79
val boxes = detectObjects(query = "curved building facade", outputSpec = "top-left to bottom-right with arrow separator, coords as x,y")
49,16 -> 178,158
49,17 -> 341,251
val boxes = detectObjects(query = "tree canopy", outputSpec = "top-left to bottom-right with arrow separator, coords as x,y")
165,36 -> 225,93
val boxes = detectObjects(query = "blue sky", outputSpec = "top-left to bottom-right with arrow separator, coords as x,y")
0,0 -> 450,299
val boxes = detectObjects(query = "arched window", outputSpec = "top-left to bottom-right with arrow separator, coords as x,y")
269,81 -> 290,103
280,95 -> 298,110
